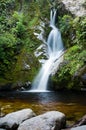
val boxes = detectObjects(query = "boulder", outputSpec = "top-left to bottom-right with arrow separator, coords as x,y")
62,125 -> 86,130
0,109 -> 36,130
18,111 -> 66,130
68,125 -> 86,130
71,125 -> 86,130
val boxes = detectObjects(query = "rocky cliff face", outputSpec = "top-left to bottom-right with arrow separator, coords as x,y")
61,0 -> 86,17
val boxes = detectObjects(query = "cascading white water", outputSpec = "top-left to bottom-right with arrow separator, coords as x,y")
29,9 -> 64,92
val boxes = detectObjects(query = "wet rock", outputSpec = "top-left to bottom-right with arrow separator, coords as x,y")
34,21 -> 46,44
72,65 -> 86,89
73,115 -> 86,127
12,81 -> 31,91
62,115 -> 86,130
81,74 -> 86,86
0,81 -> 31,91
0,83 -> 13,91
18,111 -> 66,130
51,52 -> 64,75
0,109 -> 36,130
0,108 -> 5,118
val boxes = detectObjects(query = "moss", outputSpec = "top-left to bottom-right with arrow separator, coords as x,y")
51,13 -> 86,90
52,56 -> 85,90
0,0 -> 42,88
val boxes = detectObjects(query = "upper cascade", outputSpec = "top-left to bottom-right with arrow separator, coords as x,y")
29,8 -> 64,92
47,8 -> 64,58
50,8 -> 57,28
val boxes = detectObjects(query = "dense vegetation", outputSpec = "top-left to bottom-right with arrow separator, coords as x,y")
52,15 -> 86,89
0,0 -> 86,90
0,0 -> 45,87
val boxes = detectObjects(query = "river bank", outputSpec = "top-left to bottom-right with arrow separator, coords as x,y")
0,108 -> 86,130
0,91 -> 86,125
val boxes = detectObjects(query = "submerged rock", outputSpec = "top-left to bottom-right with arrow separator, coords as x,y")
18,111 -> 66,130
0,109 -> 36,129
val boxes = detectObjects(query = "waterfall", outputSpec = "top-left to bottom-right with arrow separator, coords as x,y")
29,9 -> 64,92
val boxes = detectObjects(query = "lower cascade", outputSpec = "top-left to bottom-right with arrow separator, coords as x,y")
29,9 -> 64,92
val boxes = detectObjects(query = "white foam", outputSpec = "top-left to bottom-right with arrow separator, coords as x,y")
26,90 -> 50,93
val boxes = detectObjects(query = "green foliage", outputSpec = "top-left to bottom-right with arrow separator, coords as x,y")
53,44 -> 86,89
0,1 -> 27,80
73,17 -> 86,48
59,15 -> 86,48
14,21 -> 26,38
52,15 -> 86,90
59,15 -> 86,69
64,45 -> 85,75
0,33 -> 16,47
0,32 -> 18,79
12,11 -> 24,22
59,15 -> 73,33
58,15 -> 74,48
0,0 -> 42,85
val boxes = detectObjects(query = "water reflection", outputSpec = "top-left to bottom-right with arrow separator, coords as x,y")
0,90 -> 86,105
22,91 -> 86,105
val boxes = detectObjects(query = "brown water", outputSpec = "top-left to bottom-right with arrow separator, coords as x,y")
0,90 -> 86,125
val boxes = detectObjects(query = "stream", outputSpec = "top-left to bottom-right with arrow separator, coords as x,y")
0,90 -> 86,125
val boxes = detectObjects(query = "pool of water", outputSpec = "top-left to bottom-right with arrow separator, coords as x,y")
0,90 -> 86,125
